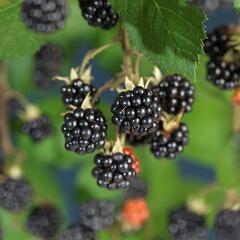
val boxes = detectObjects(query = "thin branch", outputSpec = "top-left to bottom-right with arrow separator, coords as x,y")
91,73 -> 124,105
134,52 -> 143,82
79,40 -> 119,76
0,62 -> 14,157
120,28 -> 133,81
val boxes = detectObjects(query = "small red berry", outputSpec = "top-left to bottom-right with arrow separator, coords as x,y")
119,198 -> 149,231
233,88 -> 240,105
123,147 -> 140,174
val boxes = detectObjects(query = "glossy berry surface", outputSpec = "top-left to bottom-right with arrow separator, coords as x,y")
61,79 -> 97,108
0,178 -> 32,212
214,209 -> 240,240
22,0 -> 68,33
27,205 -> 61,239
121,198 -> 149,230
111,86 -> 162,137
92,152 -> 136,190
152,75 -> 195,115
206,60 -> 240,90
22,115 -> 52,142
62,108 -> 107,154
204,26 -> 230,59
34,44 -> 63,89
169,208 -> 207,240
79,0 -> 119,29
79,200 -> 115,231
151,123 -> 189,159
124,178 -> 148,200
123,147 -> 140,174
60,224 -> 96,240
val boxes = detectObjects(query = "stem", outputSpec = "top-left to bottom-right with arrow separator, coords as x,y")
134,52 -> 143,83
79,41 -> 118,76
91,73 -> 124,105
0,62 -> 14,157
120,28 -> 133,81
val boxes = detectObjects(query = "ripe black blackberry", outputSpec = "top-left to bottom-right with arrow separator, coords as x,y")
169,207 -> 207,240
206,60 -> 240,90
21,0 -> 68,33
124,178 -> 148,200
22,115 -> 52,142
34,44 -> 63,89
62,108 -> 107,154
214,209 -> 240,240
60,224 -> 96,240
61,79 -> 97,108
151,123 -> 189,159
152,75 -> 195,115
79,200 -> 115,231
0,178 -> 32,212
92,152 -> 136,190
111,86 -> 162,137
204,26 -> 230,59
79,0 -> 119,29
27,205 -> 61,239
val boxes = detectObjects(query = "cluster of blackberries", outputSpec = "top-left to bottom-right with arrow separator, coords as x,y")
214,209 -> 240,240
60,224 -> 96,240
61,79 -> 97,108
21,0 -> 68,33
60,200 -> 115,240
111,86 -> 162,137
152,74 -> 195,115
62,108 -> 107,154
151,123 -> 189,159
205,26 -> 240,90
92,152 -> 136,190
34,44 -> 63,89
79,200 -> 115,231
22,115 -> 52,142
169,207 -> 208,240
79,0 -> 119,29
0,178 -> 32,212
27,205 -> 61,239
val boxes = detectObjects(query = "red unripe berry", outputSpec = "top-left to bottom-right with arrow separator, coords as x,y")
123,147 -> 140,174
233,88 -> 240,105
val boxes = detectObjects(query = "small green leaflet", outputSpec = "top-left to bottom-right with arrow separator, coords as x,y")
109,0 -> 206,79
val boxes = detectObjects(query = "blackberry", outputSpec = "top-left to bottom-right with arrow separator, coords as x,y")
34,44 -> 63,89
21,0 -> 68,33
0,178 -> 32,212
79,0 -> 119,30
169,208 -> 207,240
151,123 -> 189,159
111,86 -> 162,137
152,75 -> 195,115
206,60 -> 240,90
60,224 -> 96,240
22,115 -> 52,142
124,178 -> 148,200
214,209 -> 240,240
27,205 -> 61,239
92,152 -> 136,190
62,108 -> 107,154
204,26 -> 230,59
79,200 -> 115,231
61,79 -> 97,108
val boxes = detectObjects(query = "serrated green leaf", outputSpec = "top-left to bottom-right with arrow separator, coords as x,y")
0,1 -> 46,59
109,0 -> 206,79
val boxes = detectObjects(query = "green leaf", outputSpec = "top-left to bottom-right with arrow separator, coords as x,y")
235,0 -> 240,10
109,0 -> 206,79
0,1 -> 46,59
